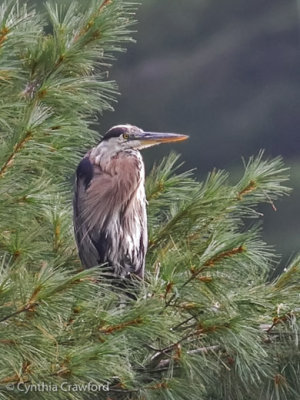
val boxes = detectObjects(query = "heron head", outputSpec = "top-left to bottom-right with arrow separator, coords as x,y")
101,124 -> 188,151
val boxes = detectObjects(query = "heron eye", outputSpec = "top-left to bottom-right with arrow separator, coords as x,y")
123,133 -> 129,140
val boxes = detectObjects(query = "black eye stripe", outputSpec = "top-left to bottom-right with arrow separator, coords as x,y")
102,127 -> 127,141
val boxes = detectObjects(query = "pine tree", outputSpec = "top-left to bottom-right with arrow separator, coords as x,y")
0,1 -> 299,400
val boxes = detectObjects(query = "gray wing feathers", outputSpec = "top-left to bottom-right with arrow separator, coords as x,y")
73,173 -> 101,268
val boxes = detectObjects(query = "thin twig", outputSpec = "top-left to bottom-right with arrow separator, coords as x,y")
163,246 -> 245,310
171,314 -> 200,331
152,345 -> 221,370
0,303 -> 38,323
0,131 -> 33,178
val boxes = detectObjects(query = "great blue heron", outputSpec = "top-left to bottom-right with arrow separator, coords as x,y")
73,124 -> 188,280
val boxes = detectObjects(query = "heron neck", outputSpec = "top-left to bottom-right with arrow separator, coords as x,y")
90,143 -> 143,171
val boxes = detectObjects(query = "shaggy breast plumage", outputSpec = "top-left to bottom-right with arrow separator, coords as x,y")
73,150 -> 147,279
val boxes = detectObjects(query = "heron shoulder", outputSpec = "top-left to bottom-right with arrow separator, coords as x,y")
76,156 -> 94,189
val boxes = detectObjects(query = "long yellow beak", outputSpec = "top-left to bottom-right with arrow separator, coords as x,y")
139,132 -> 189,146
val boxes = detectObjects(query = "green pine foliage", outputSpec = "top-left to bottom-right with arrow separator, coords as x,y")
0,1 -> 299,400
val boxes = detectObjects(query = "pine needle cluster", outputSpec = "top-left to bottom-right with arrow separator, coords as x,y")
0,1 -> 299,400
